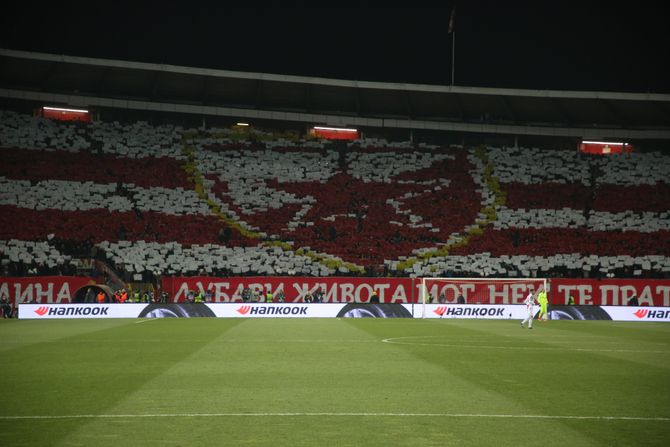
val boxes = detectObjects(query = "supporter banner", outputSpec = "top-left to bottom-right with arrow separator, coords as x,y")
8,277 -> 670,308
0,276 -> 95,306
18,303 -> 670,321
550,279 -> 670,307
160,276 -> 420,303
160,277 -> 670,306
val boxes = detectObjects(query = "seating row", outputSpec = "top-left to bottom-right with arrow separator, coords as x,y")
494,207 -> 670,232
391,252 -> 670,278
1,177 -> 210,215
98,241 -> 334,276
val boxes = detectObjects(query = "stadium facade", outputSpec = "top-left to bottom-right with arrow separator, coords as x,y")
1,48 -> 669,148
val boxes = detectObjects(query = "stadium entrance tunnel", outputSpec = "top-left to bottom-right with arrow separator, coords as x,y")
73,284 -> 114,303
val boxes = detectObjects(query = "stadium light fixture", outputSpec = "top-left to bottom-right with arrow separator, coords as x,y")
581,140 -> 626,146
579,140 -> 632,155
43,106 -> 89,114
313,126 -> 358,133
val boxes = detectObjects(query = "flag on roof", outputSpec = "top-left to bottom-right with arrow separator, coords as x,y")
448,7 -> 456,33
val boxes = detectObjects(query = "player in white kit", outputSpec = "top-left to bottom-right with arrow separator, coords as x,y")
521,288 -> 537,329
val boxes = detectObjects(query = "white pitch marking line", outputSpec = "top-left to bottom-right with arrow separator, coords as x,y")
0,413 -> 667,421
134,319 -> 159,324
381,336 -> 670,354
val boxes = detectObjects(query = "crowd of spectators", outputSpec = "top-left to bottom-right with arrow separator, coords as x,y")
1,110 -> 669,282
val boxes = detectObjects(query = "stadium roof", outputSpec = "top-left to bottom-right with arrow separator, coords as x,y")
1,48 -> 669,141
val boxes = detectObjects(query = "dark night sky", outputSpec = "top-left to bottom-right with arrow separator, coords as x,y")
2,1 -> 669,93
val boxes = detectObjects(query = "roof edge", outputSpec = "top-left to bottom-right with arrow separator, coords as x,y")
2,48 -> 670,102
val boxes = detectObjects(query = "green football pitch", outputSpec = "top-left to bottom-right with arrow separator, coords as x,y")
1,318 -> 668,447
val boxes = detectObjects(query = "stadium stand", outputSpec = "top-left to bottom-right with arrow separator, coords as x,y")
1,110 -> 669,281
410,146 -> 670,278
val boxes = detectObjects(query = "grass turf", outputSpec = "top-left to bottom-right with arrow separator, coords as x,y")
0,318 -> 668,446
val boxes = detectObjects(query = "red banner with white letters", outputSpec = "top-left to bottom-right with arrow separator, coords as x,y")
161,277 -> 670,306
4,277 -> 669,307
550,279 -> 670,307
0,276 -> 96,307
160,276 -> 419,303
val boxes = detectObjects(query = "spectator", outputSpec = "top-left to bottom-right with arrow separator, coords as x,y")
1,298 -> 13,318
194,290 -> 204,303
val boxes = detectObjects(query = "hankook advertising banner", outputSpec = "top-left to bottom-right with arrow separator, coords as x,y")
18,303 -> 670,322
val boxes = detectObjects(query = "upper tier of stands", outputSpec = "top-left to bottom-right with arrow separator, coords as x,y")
1,110 -> 669,279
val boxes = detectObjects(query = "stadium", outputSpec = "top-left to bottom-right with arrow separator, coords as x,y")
1,4 -> 669,446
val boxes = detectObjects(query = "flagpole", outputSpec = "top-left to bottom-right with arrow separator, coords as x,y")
451,31 -> 456,86
449,6 -> 456,86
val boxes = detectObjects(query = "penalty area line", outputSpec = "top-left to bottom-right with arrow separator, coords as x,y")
1,413 -> 668,422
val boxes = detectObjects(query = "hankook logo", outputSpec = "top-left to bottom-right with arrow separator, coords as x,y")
632,308 -> 670,320
34,306 -> 49,316
434,306 -> 447,317
234,305 -> 309,316
634,309 -> 648,319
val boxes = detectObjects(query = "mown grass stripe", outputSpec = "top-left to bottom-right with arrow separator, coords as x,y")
1,412 -> 668,421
